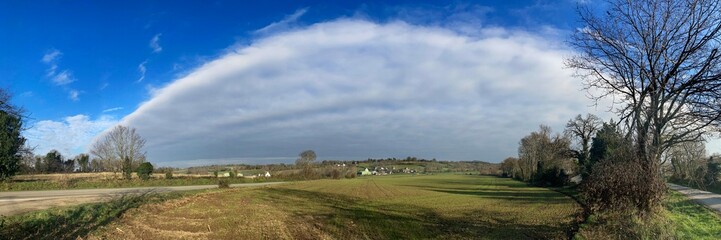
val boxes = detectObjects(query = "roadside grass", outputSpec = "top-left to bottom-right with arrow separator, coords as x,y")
0,190 -> 204,240
90,174 -> 582,239
666,191 -> 721,239
574,189 -> 721,239
0,176 -> 275,191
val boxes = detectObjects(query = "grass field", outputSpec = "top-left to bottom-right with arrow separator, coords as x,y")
88,174 -> 582,239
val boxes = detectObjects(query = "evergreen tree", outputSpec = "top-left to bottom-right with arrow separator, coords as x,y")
0,110 -> 25,180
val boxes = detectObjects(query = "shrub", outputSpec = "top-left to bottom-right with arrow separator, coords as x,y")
165,170 -> 173,179
218,179 -> 230,188
536,166 -> 569,187
330,168 -> 342,179
345,170 -> 356,179
136,162 -> 154,181
705,157 -> 720,185
580,155 -> 666,213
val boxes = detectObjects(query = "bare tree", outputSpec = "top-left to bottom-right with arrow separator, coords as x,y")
567,0 -> 721,167
565,114 -> 602,169
296,150 -> 317,167
296,150 -> 317,179
517,125 -> 572,182
90,125 -> 146,179
668,139 -> 707,184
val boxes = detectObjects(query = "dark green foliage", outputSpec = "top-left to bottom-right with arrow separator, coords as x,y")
76,154 -> 90,172
586,121 -> 623,178
0,110 -> 24,180
137,162 -> 154,180
122,156 -> 132,180
43,150 -> 64,173
165,170 -> 173,179
63,159 -> 75,172
536,166 -> 569,187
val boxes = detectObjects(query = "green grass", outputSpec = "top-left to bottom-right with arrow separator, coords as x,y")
0,177 -> 276,191
0,190 -> 208,240
666,191 -> 721,239
574,189 -> 721,239
91,174 -> 582,239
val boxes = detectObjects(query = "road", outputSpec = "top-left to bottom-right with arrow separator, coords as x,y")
668,183 -> 721,214
0,182 -> 285,216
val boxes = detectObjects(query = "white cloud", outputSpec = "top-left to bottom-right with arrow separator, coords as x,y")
41,49 -> 76,86
255,8 -> 308,35
149,33 -> 162,53
25,115 -> 118,157
42,49 -> 61,63
137,60 -> 147,83
102,107 -> 123,113
68,89 -> 80,101
119,19 -> 610,166
52,70 -> 76,85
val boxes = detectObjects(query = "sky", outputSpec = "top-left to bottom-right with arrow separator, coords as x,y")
2,0 -> 719,167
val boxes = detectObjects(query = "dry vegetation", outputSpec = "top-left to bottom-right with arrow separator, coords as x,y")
88,174 -> 582,239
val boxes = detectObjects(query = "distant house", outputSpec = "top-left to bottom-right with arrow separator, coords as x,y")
264,171 -> 271,177
359,168 -> 372,176
222,172 -> 231,177
237,173 -> 244,177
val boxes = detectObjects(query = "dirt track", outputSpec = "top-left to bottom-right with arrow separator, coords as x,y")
0,182 -> 285,216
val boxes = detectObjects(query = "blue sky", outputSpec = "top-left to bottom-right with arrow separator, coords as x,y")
2,1 -> 718,167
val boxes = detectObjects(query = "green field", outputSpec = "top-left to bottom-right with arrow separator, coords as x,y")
88,174 -> 582,239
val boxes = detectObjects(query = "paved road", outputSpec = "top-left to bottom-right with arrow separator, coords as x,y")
0,182 -> 285,216
668,183 -> 721,214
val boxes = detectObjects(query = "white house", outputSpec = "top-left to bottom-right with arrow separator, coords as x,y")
264,171 -> 271,177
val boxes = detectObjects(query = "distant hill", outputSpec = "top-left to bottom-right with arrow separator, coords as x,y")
184,157 -> 499,175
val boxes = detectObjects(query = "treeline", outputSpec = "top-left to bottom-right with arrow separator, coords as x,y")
666,141 -> 721,189
187,163 -> 295,174
503,113 -> 721,237
187,157 -> 498,175
353,158 -> 497,174
18,149 -> 145,174
500,125 -> 575,187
